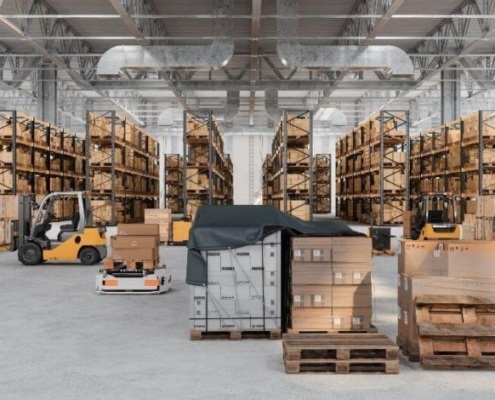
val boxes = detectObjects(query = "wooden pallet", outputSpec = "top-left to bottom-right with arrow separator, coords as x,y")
396,335 -> 420,362
190,329 -> 281,341
287,325 -> 378,335
415,295 -> 495,370
283,333 -> 399,374
372,249 -> 396,256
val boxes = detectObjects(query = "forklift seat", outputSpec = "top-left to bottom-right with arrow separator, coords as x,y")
58,212 -> 80,242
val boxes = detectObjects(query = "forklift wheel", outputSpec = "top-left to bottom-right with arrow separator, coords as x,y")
18,242 -> 43,266
79,247 -> 100,266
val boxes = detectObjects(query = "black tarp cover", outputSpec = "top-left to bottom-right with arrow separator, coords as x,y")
186,205 -> 363,286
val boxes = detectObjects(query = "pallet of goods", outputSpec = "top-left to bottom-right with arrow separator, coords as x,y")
189,231 -> 282,340
144,208 -> 171,243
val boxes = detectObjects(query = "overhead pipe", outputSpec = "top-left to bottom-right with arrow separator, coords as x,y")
276,0 -> 414,78
97,0 -> 234,76
265,91 -> 347,126
189,91 -> 240,122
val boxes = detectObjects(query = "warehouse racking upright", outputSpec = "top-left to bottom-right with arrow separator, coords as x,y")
266,110 -> 313,220
312,154 -> 331,214
164,153 -> 184,214
336,110 -> 410,225
262,154 -> 274,207
183,111 -> 234,218
86,111 -> 159,225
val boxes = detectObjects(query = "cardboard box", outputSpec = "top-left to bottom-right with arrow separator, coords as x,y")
292,284 -> 372,308
398,274 -> 495,306
398,240 -> 447,276
291,307 -> 372,330
442,241 -> 495,279
291,264 -> 371,285
111,235 -> 160,249
117,223 -> 160,236
331,237 -> 372,263
291,237 -> 332,262
112,247 -> 158,262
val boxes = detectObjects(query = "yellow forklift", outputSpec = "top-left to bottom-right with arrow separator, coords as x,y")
15,191 -> 107,265
411,192 -> 461,240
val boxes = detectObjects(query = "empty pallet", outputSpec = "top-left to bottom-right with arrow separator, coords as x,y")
190,329 -> 281,341
282,333 -> 399,374
416,295 -> 495,370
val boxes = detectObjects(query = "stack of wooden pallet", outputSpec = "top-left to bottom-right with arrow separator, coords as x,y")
282,333 -> 399,374
415,295 -> 495,369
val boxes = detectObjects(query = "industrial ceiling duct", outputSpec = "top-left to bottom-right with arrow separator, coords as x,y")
276,0 -> 414,78
158,108 -> 183,126
189,91 -> 240,122
97,0 -> 234,76
315,108 -> 347,126
264,91 -> 281,122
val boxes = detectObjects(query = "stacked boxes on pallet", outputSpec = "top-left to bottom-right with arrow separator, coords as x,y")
190,231 -> 281,333
290,236 -> 373,331
105,224 -> 160,269
397,239 -> 495,358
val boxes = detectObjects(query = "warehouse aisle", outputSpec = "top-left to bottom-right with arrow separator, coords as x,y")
0,244 -> 493,400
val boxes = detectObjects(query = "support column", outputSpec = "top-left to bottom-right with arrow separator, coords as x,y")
441,68 -> 461,125
37,61 -> 57,124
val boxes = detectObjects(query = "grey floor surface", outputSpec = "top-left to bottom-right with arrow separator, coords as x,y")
1,226 -> 494,400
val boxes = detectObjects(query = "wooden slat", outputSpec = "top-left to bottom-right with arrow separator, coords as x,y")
418,323 -> 495,337
416,295 -> 495,306
421,355 -> 495,370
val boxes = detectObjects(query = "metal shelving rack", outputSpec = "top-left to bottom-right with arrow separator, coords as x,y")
86,110 -> 159,225
313,153 -> 331,214
164,153 -> 184,213
183,111 -> 233,218
336,110 -> 410,225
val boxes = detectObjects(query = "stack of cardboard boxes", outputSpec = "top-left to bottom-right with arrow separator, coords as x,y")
190,231 -> 282,334
290,236 -> 373,331
144,208 -> 171,243
398,239 -> 495,356
105,224 -> 160,269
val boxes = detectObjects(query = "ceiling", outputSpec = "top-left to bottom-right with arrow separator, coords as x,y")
0,0 -> 495,135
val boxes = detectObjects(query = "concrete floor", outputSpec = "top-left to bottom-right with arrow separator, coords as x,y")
1,227 -> 494,400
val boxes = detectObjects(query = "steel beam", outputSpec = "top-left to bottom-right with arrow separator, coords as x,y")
441,68 -> 461,124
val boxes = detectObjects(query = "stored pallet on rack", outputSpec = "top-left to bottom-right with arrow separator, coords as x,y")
263,110 -> 313,220
165,154 -> 184,213
313,154 -> 331,214
183,112 -> 234,219
336,111 -> 410,225
86,111 -> 159,225
0,111 -> 85,195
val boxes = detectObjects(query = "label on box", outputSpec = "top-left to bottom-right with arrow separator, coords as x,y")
313,249 -> 321,257
433,249 -> 440,257
333,317 -> 342,326
353,272 -> 362,280
294,249 -> 302,257
403,276 -> 409,291
314,295 -> 322,303
335,272 -> 344,280
294,295 -> 301,303
404,310 -> 408,324
352,317 -> 363,325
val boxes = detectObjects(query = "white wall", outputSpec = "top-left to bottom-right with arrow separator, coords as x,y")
231,134 -> 271,205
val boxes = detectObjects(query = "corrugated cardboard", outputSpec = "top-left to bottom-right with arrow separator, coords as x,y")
332,237 -> 372,263
117,223 -> 160,236
292,284 -> 372,308
398,240 -> 447,276
291,306 -> 372,330
111,235 -> 159,249
398,274 -> 495,306
442,241 -> 495,279
291,267 -> 371,285
112,247 -> 158,262
291,237 -> 332,262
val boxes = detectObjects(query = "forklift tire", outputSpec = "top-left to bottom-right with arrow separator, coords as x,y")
79,247 -> 100,266
18,242 -> 43,266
